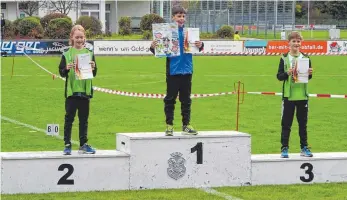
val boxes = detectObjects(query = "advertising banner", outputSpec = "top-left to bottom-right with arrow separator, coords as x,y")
94,40 -> 244,55
200,41 -> 244,54
266,41 -> 327,54
93,40 -> 152,55
327,41 -> 347,53
0,40 -> 94,55
243,40 -> 267,54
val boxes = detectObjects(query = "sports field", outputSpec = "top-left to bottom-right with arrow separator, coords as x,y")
1,55 -> 347,199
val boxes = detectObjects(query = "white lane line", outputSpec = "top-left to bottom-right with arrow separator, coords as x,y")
1,115 -> 80,146
200,187 -> 243,200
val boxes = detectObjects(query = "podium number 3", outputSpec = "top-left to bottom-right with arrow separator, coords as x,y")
191,142 -> 203,164
58,164 -> 74,185
300,163 -> 314,182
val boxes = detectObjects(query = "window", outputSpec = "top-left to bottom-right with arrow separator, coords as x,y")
81,3 -> 100,19
106,4 -> 110,11
1,3 -> 6,9
81,4 -> 99,10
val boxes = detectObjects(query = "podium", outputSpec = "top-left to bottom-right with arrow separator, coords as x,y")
1,150 -> 130,194
252,152 -> 347,185
1,131 -> 347,194
116,131 -> 251,189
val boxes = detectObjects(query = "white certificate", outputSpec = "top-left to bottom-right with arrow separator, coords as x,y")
183,28 -> 200,53
75,53 -> 93,80
296,58 -> 309,83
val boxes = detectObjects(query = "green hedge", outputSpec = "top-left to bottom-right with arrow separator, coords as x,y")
47,18 -> 73,39
140,13 -> 165,32
18,17 -> 44,39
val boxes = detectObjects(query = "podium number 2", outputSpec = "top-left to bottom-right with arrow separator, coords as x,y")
58,164 -> 74,185
191,142 -> 203,164
300,163 -> 314,182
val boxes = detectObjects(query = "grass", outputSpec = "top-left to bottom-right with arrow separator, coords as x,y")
2,183 -> 347,200
1,55 -> 347,199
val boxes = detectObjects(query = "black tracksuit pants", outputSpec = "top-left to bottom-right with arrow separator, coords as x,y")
281,98 -> 308,149
164,74 -> 192,126
64,96 -> 90,146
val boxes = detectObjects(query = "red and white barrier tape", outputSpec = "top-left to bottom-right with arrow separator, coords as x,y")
93,87 -> 347,99
93,86 -> 236,99
20,48 -> 346,100
246,92 -> 347,99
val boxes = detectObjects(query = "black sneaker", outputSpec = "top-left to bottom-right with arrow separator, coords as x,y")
182,125 -> 198,135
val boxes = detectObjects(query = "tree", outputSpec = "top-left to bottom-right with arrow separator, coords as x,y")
313,1 -> 347,20
324,1 -> 347,20
18,1 -> 46,16
44,0 -> 85,15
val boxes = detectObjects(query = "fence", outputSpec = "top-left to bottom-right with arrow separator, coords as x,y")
150,0 -> 347,39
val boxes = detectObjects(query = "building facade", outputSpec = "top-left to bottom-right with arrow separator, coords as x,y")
1,0 -> 151,33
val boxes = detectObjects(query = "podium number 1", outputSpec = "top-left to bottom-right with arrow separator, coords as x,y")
191,142 -> 203,164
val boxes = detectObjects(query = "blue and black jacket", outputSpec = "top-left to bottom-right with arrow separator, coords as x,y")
150,25 -> 204,76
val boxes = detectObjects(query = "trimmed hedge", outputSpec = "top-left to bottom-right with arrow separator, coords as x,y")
118,16 -> 131,35
40,13 -> 70,33
47,18 -> 73,39
140,13 -> 165,32
216,25 -> 234,39
75,16 -> 102,37
18,17 -> 44,39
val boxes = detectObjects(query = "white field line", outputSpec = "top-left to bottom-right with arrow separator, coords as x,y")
200,187 -> 243,200
1,115 -> 80,146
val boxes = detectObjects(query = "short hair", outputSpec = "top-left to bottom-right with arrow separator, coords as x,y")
288,31 -> 303,41
172,5 -> 187,16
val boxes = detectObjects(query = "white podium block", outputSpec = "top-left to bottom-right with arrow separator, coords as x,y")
116,131 -> 251,189
251,152 -> 347,185
1,150 -> 130,194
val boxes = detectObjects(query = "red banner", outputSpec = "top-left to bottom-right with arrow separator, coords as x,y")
266,41 -> 327,54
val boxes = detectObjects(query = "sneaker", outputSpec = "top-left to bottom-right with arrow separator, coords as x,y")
281,147 -> 289,158
63,144 -> 72,155
182,125 -> 198,135
165,125 -> 174,136
79,143 -> 96,154
301,146 -> 313,157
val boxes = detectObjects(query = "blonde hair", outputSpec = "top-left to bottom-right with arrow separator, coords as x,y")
69,25 -> 86,46
288,31 -> 303,41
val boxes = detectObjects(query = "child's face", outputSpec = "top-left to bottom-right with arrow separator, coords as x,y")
72,30 -> 85,49
289,38 -> 302,52
172,13 -> 185,27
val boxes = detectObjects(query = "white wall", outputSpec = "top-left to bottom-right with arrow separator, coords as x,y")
2,2 -> 18,20
112,0 -> 150,33
2,0 -> 150,33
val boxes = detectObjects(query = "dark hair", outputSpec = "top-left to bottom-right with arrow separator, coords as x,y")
172,5 -> 187,16
235,31 -> 239,34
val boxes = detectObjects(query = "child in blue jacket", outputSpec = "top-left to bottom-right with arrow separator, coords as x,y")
150,5 -> 204,136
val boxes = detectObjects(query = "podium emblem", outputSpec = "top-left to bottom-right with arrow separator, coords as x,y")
167,152 -> 186,180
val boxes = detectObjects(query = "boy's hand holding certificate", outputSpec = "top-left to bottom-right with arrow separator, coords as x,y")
294,58 -> 310,83
75,53 -> 93,80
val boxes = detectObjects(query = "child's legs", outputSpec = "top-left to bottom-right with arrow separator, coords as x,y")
164,75 -> 180,125
281,99 -> 295,149
178,75 -> 192,126
77,98 -> 90,146
296,100 -> 308,148
64,97 -> 78,145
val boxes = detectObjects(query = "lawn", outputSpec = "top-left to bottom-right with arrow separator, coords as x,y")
1,55 -> 346,199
